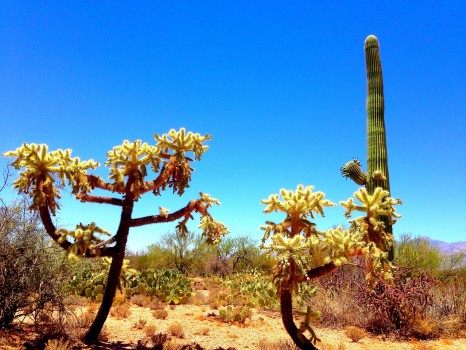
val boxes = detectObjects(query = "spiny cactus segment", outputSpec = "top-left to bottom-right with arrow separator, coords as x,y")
3,143 -> 99,214
57,222 -> 110,258
341,159 -> 366,185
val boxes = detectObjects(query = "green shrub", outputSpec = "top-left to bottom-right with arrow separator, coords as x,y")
0,199 -> 69,328
395,234 -> 442,272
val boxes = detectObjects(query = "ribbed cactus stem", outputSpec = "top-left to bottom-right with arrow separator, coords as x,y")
341,160 -> 367,186
365,35 -> 390,194
365,35 -> 393,260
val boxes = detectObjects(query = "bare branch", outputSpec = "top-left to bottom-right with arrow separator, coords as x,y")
0,163 -> 11,193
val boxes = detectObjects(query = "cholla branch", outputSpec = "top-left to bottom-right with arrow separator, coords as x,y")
129,199 -> 206,227
76,193 -> 124,206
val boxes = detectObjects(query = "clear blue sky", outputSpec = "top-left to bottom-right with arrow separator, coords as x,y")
1,1 -> 465,252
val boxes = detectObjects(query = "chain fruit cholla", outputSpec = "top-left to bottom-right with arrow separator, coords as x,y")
4,128 -> 228,344
261,184 -> 401,350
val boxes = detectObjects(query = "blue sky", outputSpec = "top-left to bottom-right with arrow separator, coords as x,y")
1,1 -> 465,252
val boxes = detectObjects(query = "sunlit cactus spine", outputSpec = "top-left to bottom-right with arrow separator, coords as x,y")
341,35 -> 394,260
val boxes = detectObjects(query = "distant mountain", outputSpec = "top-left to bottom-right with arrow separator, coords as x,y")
421,236 -> 466,256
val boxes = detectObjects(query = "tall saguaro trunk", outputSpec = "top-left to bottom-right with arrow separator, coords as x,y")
365,35 -> 394,260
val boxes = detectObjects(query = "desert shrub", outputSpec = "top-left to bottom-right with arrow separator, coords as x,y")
312,265 -> 366,328
133,317 -> 148,329
110,303 -> 131,318
131,294 -> 151,307
166,322 -> 185,338
395,234 -> 442,272
127,268 -> 195,305
428,275 -> 466,336
149,299 -> 166,311
149,332 -> 169,349
0,199 -> 69,328
143,324 -> 157,336
344,326 -> 366,342
152,309 -> 168,319
357,266 -> 436,338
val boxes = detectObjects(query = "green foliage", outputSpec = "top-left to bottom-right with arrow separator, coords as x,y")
0,199 -> 68,328
395,234 -> 441,271
220,270 -> 280,310
66,257 -> 137,300
66,259 -> 106,301
127,268 -> 195,305
129,232 -> 274,276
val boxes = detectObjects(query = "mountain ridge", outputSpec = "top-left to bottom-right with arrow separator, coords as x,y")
420,236 -> 466,255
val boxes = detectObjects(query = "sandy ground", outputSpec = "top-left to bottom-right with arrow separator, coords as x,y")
87,303 -> 466,350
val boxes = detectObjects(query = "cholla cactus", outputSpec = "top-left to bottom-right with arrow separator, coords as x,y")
261,185 -> 401,350
4,127 -> 227,344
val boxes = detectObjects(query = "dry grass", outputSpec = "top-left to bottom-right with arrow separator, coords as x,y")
130,294 -> 151,307
132,317 -> 147,330
112,291 -> 127,306
166,322 -> 185,338
258,338 -> 299,349
143,324 -> 157,337
319,343 -> 346,350
411,343 -> 434,350
110,303 -> 132,319
44,339 -> 72,350
147,332 -> 169,348
194,327 -> 210,336
344,326 -> 366,342
152,309 -> 168,319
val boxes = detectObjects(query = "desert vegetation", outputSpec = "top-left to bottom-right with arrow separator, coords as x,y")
1,36 -> 465,350
1,200 -> 465,350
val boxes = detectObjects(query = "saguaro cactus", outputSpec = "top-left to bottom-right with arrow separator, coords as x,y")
341,35 -> 394,259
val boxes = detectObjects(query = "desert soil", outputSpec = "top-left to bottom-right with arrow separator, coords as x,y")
85,303 -> 466,350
